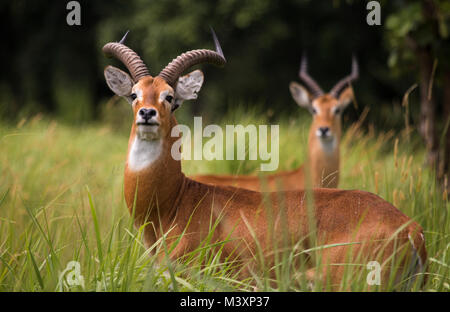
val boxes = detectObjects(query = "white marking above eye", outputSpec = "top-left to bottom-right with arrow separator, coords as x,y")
331,106 -> 342,114
132,88 -> 143,102
159,89 -> 174,104
312,104 -> 321,114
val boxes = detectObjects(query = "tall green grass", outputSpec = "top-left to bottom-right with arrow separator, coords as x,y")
0,109 -> 448,291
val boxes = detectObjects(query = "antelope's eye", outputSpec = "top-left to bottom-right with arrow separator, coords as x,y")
165,95 -> 173,103
130,93 -> 137,101
311,107 -> 317,115
334,108 -> 341,115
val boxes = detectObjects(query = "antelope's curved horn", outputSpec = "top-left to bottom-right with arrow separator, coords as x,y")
158,28 -> 226,86
298,54 -> 324,98
102,31 -> 151,82
329,56 -> 359,98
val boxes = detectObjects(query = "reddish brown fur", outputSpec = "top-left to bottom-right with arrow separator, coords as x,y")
123,77 -> 426,289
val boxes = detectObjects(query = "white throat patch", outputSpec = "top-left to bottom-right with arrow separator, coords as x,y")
319,137 -> 337,155
127,137 -> 162,172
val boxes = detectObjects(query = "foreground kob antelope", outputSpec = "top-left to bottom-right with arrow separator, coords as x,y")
194,56 -> 358,191
102,31 -> 426,289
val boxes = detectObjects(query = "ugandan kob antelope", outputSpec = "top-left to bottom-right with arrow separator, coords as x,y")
102,31 -> 426,289
194,56 -> 358,191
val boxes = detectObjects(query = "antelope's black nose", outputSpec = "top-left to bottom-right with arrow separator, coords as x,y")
138,108 -> 157,120
318,127 -> 330,136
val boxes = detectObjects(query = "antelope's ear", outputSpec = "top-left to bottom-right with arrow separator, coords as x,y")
289,82 -> 311,109
104,66 -> 134,102
172,70 -> 204,112
338,86 -> 354,109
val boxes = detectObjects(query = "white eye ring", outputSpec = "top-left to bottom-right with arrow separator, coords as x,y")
165,95 -> 173,103
333,107 -> 342,115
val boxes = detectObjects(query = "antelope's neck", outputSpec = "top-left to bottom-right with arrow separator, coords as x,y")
124,118 -> 185,225
307,130 -> 340,187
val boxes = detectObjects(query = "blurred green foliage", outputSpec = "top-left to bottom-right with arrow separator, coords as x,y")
386,0 -> 450,74
0,0 -> 448,133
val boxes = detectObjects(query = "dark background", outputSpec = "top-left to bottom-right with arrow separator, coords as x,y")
0,0 -> 449,183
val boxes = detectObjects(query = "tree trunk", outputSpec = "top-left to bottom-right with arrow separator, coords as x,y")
440,70 -> 450,192
417,47 -> 439,167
